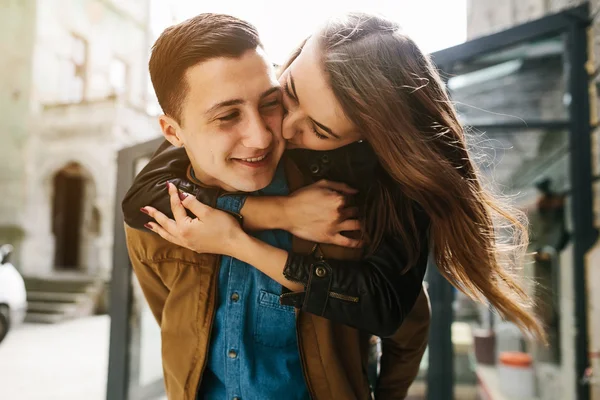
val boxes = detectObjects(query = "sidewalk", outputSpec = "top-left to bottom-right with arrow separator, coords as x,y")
0,316 -> 110,400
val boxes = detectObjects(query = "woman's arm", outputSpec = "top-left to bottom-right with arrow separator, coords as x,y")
239,180 -> 361,246
123,142 -> 359,246
232,231 -> 428,337
145,185 -> 430,337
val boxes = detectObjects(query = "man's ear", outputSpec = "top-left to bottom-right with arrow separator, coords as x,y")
159,115 -> 184,147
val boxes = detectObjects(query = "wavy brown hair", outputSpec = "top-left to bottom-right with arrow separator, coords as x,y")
281,13 -> 544,340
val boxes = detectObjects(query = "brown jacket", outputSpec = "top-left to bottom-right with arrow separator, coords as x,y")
124,160 -> 430,400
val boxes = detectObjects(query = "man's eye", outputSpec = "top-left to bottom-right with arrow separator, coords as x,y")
218,112 -> 239,121
261,99 -> 281,108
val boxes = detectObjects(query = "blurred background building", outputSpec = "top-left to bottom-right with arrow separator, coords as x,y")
0,0 -> 159,322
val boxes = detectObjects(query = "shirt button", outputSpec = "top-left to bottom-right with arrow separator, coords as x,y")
231,292 -> 240,302
228,349 -> 238,359
315,266 -> 327,278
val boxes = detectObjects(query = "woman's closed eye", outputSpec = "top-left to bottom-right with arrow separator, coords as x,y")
284,80 -> 326,139
313,128 -> 328,140
283,81 -> 297,103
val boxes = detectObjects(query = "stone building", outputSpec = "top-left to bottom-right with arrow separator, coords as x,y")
0,0 -> 160,282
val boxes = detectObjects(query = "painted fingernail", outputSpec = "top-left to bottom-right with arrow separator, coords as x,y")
140,207 -> 149,215
166,181 -> 171,190
144,223 -> 153,230
178,191 -> 189,201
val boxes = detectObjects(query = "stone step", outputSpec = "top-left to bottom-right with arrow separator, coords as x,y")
22,275 -> 106,324
26,301 -> 79,314
23,277 -> 98,294
26,291 -> 87,303
24,312 -> 69,324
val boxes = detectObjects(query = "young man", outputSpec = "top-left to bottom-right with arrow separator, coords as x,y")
124,13 -> 429,399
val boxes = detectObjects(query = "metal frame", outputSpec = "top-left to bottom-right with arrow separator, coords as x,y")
428,3 -> 597,400
106,138 -> 163,400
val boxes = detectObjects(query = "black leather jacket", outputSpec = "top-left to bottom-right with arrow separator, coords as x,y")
122,140 -> 430,337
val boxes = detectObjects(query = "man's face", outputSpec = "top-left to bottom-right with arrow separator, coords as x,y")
160,48 -> 285,192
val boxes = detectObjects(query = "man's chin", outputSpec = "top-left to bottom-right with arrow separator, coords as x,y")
229,179 -> 271,193
224,169 -> 278,193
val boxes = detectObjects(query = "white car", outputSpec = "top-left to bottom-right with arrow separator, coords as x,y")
0,244 -> 27,344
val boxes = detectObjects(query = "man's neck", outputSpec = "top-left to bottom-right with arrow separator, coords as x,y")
189,165 -> 236,192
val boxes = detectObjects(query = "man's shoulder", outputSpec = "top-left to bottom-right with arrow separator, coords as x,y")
124,223 -> 214,266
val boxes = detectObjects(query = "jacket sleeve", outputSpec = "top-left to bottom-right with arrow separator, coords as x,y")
280,232 -> 429,338
121,140 -> 223,230
376,285 -> 430,399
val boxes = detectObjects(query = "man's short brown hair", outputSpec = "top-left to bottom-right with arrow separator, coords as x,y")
149,13 -> 262,123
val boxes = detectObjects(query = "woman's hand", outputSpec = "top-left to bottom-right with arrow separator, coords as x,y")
282,180 -> 362,247
141,182 -> 245,256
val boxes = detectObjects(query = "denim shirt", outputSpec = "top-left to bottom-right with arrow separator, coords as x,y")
199,164 -> 309,400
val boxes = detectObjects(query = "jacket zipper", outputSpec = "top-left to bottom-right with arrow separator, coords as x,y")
327,292 -> 359,303
281,289 -> 359,304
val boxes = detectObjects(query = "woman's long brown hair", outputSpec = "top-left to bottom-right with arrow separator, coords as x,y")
281,13 -> 544,341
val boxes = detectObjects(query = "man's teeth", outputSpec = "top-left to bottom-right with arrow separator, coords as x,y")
239,155 -> 267,162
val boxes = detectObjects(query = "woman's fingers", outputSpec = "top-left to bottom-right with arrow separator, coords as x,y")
337,219 -> 361,232
316,179 -> 358,194
167,182 -> 189,222
144,221 -> 179,244
331,233 -> 363,248
340,207 -> 360,220
142,206 -> 177,231
179,191 -> 211,218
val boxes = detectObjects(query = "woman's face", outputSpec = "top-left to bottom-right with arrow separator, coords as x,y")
279,36 -> 362,151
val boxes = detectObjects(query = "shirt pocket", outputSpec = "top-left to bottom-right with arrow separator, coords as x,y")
254,289 -> 297,348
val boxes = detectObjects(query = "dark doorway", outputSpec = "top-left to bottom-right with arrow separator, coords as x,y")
52,163 -> 85,269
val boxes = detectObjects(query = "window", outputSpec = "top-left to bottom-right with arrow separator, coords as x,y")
109,57 -> 129,98
59,34 -> 87,103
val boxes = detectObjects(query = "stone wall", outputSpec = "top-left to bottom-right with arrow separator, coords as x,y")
0,0 -> 37,259
0,0 -> 159,277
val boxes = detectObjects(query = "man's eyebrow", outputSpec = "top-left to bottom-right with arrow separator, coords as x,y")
204,99 -> 244,116
289,72 -> 341,139
204,87 -> 281,116
260,86 -> 281,99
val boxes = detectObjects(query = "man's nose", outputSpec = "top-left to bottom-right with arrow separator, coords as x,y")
243,113 -> 272,149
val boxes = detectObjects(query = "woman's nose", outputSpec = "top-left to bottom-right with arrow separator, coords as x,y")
282,110 -> 298,140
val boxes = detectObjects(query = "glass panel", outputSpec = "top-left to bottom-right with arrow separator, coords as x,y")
447,36 -> 567,126
126,154 -> 166,400
453,128 -> 569,399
